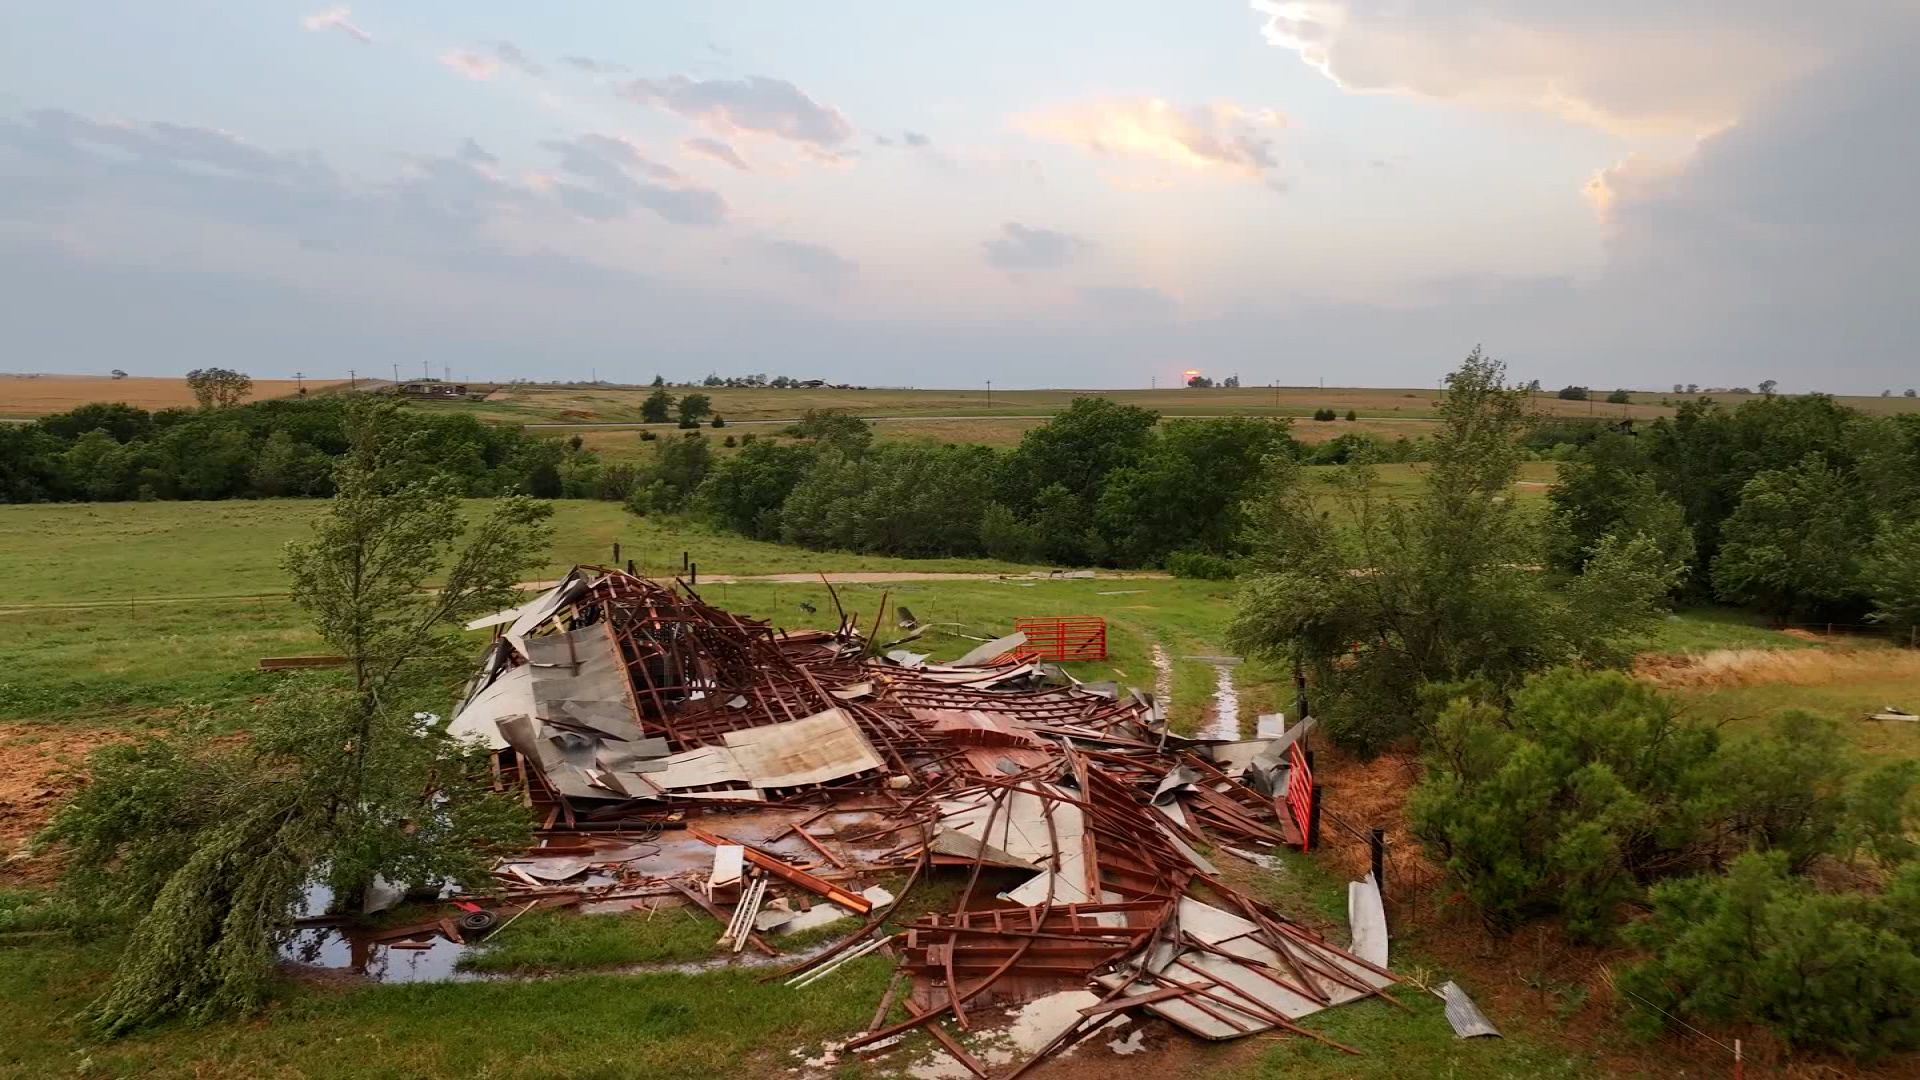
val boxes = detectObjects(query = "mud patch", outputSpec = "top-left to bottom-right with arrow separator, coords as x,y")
0,722 -> 125,880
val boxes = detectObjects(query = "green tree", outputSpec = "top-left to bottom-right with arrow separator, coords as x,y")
1619,853 -> 1920,1058
1093,417 -> 1293,565
778,443 -> 996,557
1230,349 -> 1679,752
249,429 -> 330,497
185,367 -> 253,409
1605,389 -> 1631,404
627,433 -> 714,512
1862,520 -> 1920,638
640,388 -> 676,423
38,401 -> 547,1033
788,409 -> 873,452
677,393 -> 713,427
1644,394 -> 1857,567
697,440 -> 814,538
996,397 -> 1158,516
1545,431 -> 1694,581
1711,453 -> 1870,616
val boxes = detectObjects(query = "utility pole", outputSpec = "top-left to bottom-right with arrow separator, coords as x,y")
294,371 -> 304,393
348,368 -> 356,390
392,362 -> 400,385
986,380 -> 992,409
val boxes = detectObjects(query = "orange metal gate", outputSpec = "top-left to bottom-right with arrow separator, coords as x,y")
1012,616 -> 1108,662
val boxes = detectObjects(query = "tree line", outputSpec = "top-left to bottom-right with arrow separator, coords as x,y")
1549,393 -> 1920,633
0,398 -> 574,503
608,401 -> 1300,568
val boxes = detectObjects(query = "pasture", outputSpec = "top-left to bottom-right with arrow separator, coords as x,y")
415,381 -> 1920,429
3,488 -> 1918,1079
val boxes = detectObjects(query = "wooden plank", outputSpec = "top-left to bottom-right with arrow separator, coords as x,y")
257,655 -> 349,670
687,826 -> 873,914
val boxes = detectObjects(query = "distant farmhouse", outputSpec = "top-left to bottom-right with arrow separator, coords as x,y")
397,380 -> 470,399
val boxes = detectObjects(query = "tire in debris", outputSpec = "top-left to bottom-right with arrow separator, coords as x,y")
459,910 -> 499,934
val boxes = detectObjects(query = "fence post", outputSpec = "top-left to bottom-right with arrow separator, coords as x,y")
1307,784 -> 1324,851
1369,827 -> 1386,898
612,541 -> 620,565
690,562 -> 697,586
626,558 -> 636,576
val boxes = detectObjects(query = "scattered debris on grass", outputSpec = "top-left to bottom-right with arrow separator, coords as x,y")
285,566 -> 1410,1075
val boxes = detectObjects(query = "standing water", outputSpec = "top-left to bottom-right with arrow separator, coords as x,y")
1198,662 -> 1241,741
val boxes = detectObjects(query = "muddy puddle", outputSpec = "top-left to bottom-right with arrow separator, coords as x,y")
277,804 -> 894,986
1197,661 -> 1241,741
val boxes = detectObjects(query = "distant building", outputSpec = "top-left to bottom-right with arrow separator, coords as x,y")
399,381 -> 469,398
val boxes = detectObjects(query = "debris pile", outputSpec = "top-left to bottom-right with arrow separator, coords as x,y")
426,567 -> 1402,1074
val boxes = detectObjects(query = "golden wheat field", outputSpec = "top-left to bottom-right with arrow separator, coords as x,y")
0,375 -> 355,417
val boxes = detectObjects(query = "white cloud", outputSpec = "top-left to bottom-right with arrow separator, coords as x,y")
1248,1 -> 1912,137
683,136 -> 750,171
300,7 -> 372,45
620,75 -> 853,151
1020,98 -> 1285,183
440,50 -> 500,81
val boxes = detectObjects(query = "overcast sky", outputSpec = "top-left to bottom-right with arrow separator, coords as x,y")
2,2 -> 1916,391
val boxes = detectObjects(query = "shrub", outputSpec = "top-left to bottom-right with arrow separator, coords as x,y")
741,433 -> 757,444
710,415 -> 726,428
1344,409 -> 1357,421
722,435 -> 736,448
1409,671 -> 1718,937
1558,385 -> 1590,401
1167,551 -> 1236,579
1846,760 -> 1920,868
639,430 -> 658,441
979,502 -> 1040,562
1619,853 -> 1920,1058
1411,672 -> 1864,938
1606,389 -> 1631,404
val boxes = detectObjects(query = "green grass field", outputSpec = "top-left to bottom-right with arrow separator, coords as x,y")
410,383 -> 1920,430
5,484 -> 1919,1079
0,500 -> 1038,607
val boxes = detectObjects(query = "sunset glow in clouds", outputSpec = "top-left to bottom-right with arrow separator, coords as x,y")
0,1 -> 1914,390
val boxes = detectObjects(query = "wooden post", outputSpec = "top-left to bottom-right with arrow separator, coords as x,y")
1369,827 -> 1386,898
1307,784 -> 1324,850
690,562 -> 697,586
626,558 -> 636,576
1733,1038 -> 1742,1080
612,541 -> 621,564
